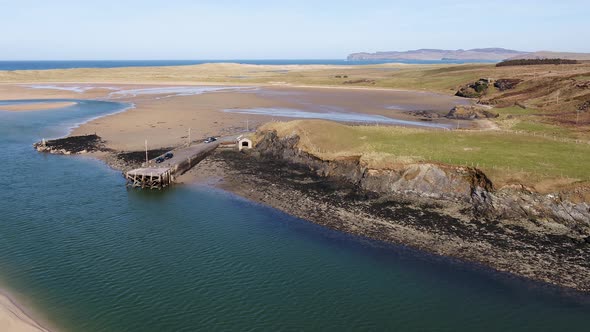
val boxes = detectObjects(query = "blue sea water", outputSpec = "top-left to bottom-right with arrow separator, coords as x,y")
0,59 -> 496,71
0,100 -> 589,331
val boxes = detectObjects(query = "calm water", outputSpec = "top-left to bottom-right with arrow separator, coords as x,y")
0,101 -> 589,331
0,59 -> 497,71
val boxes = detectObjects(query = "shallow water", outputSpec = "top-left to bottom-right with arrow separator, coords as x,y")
107,86 -> 253,99
22,85 -> 255,100
0,100 -> 589,331
224,107 -> 451,128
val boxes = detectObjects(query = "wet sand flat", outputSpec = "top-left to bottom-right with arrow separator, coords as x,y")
0,83 -> 469,152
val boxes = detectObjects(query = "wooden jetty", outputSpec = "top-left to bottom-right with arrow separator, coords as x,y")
125,140 -> 221,189
126,168 -> 173,189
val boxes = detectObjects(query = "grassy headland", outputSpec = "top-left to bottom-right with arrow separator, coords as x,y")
258,120 -> 590,193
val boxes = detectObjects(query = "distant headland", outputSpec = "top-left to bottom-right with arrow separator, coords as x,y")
348,48 -> 590,61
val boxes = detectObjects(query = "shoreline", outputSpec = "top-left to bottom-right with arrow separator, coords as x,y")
0,290 -> 52,332
91,141 -> 590,294
177,149 -> 590,293
203,183 -> 590,300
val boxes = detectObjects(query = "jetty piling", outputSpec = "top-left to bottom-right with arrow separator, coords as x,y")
126,168 -> 172,189
125,139 -> 222,189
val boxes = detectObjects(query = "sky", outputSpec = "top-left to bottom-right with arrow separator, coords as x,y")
0,0 -> 588,60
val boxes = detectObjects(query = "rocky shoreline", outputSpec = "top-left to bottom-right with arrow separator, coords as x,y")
188,132 -> 590,293
33,133 -> 590,292
33,134 -> 108,155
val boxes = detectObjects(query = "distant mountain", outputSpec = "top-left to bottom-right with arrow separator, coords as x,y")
347,48 -> 530,61
507,51 -> 590,61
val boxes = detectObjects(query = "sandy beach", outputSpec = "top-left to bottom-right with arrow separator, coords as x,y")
0,292 -> 50,332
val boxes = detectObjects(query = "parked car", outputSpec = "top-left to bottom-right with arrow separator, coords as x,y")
164,152 -> 173,159
204,137 -> 217,143
155,156 -> 165,163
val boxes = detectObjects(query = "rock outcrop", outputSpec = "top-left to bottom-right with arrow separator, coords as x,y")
494,78 -> 523,91
455,79 -> 491,98
445,105 -> 499,119
33,134 -> 107,155
406,110 -> 442,119
255,130 -> 590,234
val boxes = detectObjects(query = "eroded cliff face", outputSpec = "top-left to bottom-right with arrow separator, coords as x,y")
255,130 -> 590,237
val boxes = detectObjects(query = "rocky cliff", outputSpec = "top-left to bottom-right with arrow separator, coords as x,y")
256,130 -> 590,239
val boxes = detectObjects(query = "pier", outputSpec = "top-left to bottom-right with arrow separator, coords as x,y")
126,167 -> 173,189
125,140 -> 221,189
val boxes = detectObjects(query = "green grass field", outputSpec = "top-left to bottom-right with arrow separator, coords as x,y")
262,120 -> 590,188
511,121 -> 574,136
494,106 -> 540,116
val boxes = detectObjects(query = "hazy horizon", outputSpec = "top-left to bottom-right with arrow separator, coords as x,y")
1,0 -> 588,60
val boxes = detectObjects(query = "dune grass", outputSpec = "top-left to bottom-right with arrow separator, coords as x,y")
261,120 -> 590,188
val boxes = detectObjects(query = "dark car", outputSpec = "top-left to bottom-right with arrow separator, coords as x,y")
155,156 -> 165,163
204,137 -> 217,143
164,152 -> 173,159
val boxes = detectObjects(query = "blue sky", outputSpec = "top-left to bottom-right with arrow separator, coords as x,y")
0,0 -> 588,60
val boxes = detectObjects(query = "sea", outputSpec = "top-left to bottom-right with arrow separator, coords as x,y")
0,91 -> 589,330
0,59 -> 497,71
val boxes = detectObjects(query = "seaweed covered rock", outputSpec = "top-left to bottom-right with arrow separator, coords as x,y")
33,134 -> 107,154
